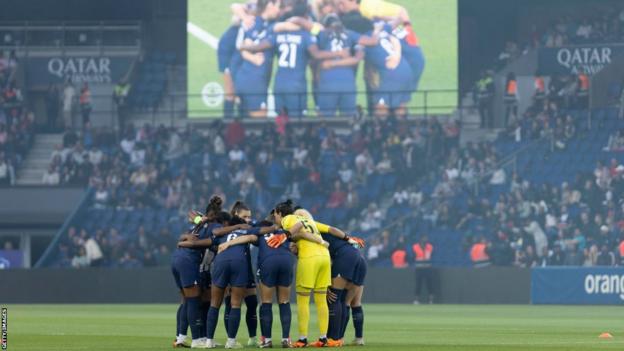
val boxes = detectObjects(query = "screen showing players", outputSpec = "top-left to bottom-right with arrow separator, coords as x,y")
187,0 -> 457,118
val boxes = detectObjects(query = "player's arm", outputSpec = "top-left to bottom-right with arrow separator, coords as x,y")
358,35 -> 379,47
287,17 -> 322,33
308,44 -> 349,61
178,233 -> 198,242
361,0 -> 409,23
212,223 -> 251,236
218,234 -> 257,253
177,237 -> 213,248
315,221 -> 366,248
240,40 -> 273,53
273,21 -> 302,32
257,224 -> 281,235
320,49 -> 364,69
287,221 -> 327,246
385,35 -> 402,69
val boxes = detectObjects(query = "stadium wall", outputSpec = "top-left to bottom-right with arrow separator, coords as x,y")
0,267 -> 530,304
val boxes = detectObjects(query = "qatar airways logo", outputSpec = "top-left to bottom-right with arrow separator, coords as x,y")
584,274 -> 624,301
47,57 -> 112,83
556,47 -> 612,75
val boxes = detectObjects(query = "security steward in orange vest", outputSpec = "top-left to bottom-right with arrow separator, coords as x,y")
470,236 -> 490,267
412,236 -> 434,304
533,74 -> 546,104
504,72 -> 518,127
577,72 -> 589,109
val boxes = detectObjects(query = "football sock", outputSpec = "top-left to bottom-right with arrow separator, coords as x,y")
244,294 -> 258,338
313,291 -> 329,337
342,306 -> 351,339
352,306 -> 364,338
224,295 -> 231,335
186,296 -> 202,340
227,307 -> 242,339
176,302 -> 183,336
279,302 -> 291,340
296,289 -> 311,338
199,301 -> 210,338
327,288 -> 343,339
205,306 -> 220,339
260,303 -> 273,340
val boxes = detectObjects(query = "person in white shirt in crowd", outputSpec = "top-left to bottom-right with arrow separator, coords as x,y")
120,132 -> 135,156
62,81 -> 76,128
42,165 -> 60,185
71,247 -> 90,268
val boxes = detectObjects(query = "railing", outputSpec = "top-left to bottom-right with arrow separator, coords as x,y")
186,89 -> 459,119
69,89 -> 460,129
0,21 -> 141,49
471,133 -> 551,196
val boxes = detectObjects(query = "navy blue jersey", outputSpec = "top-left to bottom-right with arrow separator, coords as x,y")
212,227 -> 261,262
271,30 -> 315,91
317,29 -> 361,89
392,24 -> 425,91
256,229 -> 293,267
237,16 -> 274,79
321,232 -> 354,259
218,25 -> 241,73
173,222 -> 219,264
364,26 -> 409,73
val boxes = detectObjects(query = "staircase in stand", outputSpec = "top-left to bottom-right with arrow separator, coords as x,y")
16,133 -> 63,185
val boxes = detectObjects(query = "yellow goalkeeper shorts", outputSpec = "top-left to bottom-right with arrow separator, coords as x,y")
296,255 -> 331,290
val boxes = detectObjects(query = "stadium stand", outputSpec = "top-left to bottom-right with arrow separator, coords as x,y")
40,116 -> 464,267
20,0 -> 624,271
0,50 -> 35,186
127,51 -> 177,111
40,99 -> 624,269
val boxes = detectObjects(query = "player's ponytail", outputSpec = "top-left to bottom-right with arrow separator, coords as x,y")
206,196 -> 223,218
275,199 -> 295,216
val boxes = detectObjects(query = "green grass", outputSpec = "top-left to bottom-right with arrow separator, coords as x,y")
5,304 -> 624,350
187,0 -> 457,118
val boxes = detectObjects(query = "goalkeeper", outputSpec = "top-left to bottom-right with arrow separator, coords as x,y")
292,208 -> 367,347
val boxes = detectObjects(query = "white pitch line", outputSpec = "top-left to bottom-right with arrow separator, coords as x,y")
187,21 -> 219,49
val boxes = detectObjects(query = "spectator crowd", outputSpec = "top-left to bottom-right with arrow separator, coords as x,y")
0,50 -> 35,186
48,113 -> 462,268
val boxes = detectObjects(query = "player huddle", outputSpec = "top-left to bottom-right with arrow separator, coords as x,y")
218,0 -> 425,119
171,196 -> 367,349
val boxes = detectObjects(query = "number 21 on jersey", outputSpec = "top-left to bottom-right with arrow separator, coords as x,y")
278,43 -> 297,68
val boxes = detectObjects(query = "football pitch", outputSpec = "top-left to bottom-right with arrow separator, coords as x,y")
5,304 -> 624,350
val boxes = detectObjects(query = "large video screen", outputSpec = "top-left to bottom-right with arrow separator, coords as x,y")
187,0 -> 457,118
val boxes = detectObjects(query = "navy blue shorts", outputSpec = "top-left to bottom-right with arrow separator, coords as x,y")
218,53 -> 231,73
235,75 -> 267,112
373,68 -> 413,108
171,255 -> 200,289
316,90 -> 356,117
331,249 -> 367,286
406,46 -> 425,91
258,255 -> 294,288
274,90 -> 307,117
212,258 -> 249,288
199,270 -> 211,289
246,256 -> 257,289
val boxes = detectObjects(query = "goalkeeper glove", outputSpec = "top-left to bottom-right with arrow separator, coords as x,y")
344,235 -> 366,248
267,233 -> 288,248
